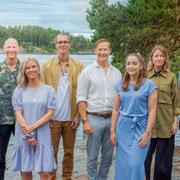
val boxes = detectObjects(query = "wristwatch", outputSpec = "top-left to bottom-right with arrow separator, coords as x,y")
81,118 -> 87,124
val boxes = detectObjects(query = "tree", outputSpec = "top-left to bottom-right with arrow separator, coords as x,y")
87,0 -> 180,74
0,25 -> 94,54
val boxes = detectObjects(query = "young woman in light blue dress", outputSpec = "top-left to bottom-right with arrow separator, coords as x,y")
111,53 -> 157,180
12,57 -> 56,180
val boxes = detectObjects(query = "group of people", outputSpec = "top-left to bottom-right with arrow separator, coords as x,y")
0,33 -> 179,180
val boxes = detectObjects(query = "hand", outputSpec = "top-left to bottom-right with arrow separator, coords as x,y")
27,137 -> 37,147
171,116 -> 179,135
22,124 -> 36,134
21,124 -> 31,134
110,130 -> 117,146
83,121 -> 93,135
71,115 -> 80,129
139,132 -> 150,148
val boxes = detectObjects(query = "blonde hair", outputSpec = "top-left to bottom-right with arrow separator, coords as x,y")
3,38 -> 19,49
18,57 -> 41,88
147,44 -> 170,72
95,38 -> 111,49
54,32 -> 70,44
122,53 -> 147,91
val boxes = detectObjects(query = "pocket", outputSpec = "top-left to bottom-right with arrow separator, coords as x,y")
158,85 -> 172,105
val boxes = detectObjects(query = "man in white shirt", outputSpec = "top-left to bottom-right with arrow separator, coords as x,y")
77,38 -> 122,180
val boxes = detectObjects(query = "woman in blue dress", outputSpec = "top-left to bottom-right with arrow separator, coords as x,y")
111,53 -> 157,180
12,57 -> 56,180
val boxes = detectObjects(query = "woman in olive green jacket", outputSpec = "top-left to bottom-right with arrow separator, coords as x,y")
145,45 -> 180,180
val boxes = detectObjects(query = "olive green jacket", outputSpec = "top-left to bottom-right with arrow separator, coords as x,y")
148,69 -> 180,138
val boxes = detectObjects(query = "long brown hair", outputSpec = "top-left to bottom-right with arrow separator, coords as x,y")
122,53 -> 146,91
147,44 -> 170,72
18,57 -> 41,88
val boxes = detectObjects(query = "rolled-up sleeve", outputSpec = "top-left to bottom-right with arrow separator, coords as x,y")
76,70 -> 89,103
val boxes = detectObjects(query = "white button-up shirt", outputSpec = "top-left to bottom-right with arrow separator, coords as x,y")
77,61 -> 122,113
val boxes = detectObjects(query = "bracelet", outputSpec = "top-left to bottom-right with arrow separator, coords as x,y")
23,132 -> 36,140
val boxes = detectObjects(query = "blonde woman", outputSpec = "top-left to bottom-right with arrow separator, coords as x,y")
145,45 -> 180,180
12,58 -> 56,180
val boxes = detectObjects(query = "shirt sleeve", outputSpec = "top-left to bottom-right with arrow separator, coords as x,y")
171,74 -> 180,115
147,79 -> 157,97
76,70 -> 89,103
12,87 -> 23,110
47,87 -> 56,110
116,81 -> 121,92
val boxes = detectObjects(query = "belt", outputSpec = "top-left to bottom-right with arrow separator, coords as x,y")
87,112 -> 112,118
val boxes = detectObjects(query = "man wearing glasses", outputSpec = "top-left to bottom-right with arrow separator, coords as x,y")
42,33 -> 83,180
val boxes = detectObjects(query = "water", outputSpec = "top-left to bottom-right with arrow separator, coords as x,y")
0,53 -> 180,146
0,53 -> 96,67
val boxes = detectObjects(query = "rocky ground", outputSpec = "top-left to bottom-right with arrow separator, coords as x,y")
4,138 -> 180,180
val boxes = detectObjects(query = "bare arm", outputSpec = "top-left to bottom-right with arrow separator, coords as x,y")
111,92 -> 120,132
29,109 -> 54,132
110,92 -> 121,145
15,110 -> 28,133
139,90 -> 157,148
78,101 -> 93,135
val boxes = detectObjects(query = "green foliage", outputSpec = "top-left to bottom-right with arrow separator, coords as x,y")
87,0 -> 180,74
0,25 -> 94,54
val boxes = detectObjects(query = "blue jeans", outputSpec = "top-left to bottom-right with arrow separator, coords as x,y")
0,125 -> 14,180
86,115 -> 113,180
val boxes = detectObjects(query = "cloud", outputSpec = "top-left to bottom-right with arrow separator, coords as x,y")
0,0 -> 91,33
0,0 -> 127,34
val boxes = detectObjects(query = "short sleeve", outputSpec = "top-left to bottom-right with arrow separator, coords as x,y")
147,79 -> 157,97
47,87 -> 56,109
116,81 -> 122,92
12,87 -> 23,110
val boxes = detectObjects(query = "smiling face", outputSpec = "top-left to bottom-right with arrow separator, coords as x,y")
95,41 -> 111,63
126,55 -> 142,77
152,49 -> 166,70
3,39 -> 19,61
55,34 -> 71,56
24,60 -> 40,81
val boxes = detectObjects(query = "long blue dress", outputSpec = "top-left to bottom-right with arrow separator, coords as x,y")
115,79 -> 156,180
12,83 -> 56,172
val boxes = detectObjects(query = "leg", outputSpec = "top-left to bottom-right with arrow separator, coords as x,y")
50,120 -> 62,180
21,172 -> 32,180
39,172 -> 51,180
61,121 -> 76,180
0,125 -> 13,180
87,115 -> 104,180
154,136 -> 174,180
98,118 -> 113,180
144,138 -> 157,180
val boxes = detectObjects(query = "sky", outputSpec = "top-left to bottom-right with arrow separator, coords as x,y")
0,0 -> 127,37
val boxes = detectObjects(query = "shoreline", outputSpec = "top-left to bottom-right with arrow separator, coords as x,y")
5,139 -> 180,180
0,51 -> 94,55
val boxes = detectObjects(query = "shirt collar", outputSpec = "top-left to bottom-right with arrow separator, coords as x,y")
93,60 -> 113,69
55,55 -> 70,67
148,69 -> 169,78
3,58 -> 20,71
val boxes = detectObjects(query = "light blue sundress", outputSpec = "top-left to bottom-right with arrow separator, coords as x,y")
115,79 -> 156,180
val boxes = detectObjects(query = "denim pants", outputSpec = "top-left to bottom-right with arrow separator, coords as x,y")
0,124 -> 14,180
86,115 -> 113,180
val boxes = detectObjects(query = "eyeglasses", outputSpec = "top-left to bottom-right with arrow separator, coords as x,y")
56,41 -> 70,45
